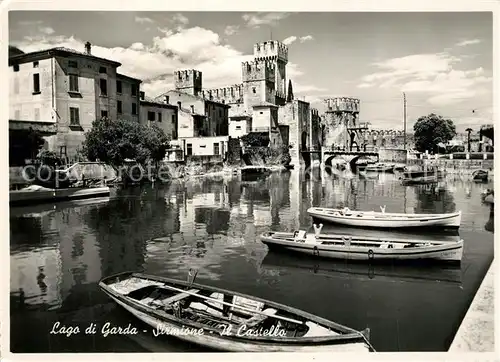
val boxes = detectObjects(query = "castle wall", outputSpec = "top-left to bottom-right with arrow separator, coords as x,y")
278,100 -> 310,166
174,69 -> 202,96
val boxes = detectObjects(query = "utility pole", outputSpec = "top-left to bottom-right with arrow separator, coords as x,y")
403,92 -> 407,150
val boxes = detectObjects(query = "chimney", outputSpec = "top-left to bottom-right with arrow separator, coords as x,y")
139,91 -> 145,101
164,95 -> 169,104
177,101 -> 182,109
190,105 -> 194,113
85,41 -> 91,55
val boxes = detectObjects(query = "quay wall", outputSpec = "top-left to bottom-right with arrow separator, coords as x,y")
408,158 -> 494,173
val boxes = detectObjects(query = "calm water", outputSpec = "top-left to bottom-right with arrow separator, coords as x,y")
10,169 -> 494,352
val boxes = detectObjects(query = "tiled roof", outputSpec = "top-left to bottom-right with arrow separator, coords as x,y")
252,102 -> 279,108
9,46 -> 122,67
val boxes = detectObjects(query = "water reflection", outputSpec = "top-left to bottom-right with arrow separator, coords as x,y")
9,169 -> 494,352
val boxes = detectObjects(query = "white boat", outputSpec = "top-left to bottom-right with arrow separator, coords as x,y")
260,229 -> 463,262
307,206 -> 461,229
99,272 -> 373,352
9,185 -> 110,206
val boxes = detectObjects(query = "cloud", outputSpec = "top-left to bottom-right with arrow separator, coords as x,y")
282,35 -> 313,46
172,13 -> 189,26
242,12 -> 289,28
299,35 -> 313,43
358,52 -> 492,105
224,25 -> 239,36
456,39 -> 481,47
282,36 -> 297,45
38,26 -> 55,35
135,16 -> 154,24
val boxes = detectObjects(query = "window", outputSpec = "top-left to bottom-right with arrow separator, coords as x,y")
252,87 -> 256,94
68,60 -> 78,68
70,107 -> 80,125
14,110 -> 20,119
101,110 -> 108,118
131,85 -> 137,96
259,111 -> 263,114
33,73 -> 40,94
34,108 -> 40,121
69,74 -> 79,92
132,103 -> 137,115
235,125 -> 241,130
13,64 -> 19,72
219,109 -> 222,117
158,113 -> 162,122
13,78 -> 19,94
99,66 -> 107,74
116,80 -> 122,94
171,115 -> 176,123
117,100 -> 122,114
148,111 -> 156,121
33,61 -> 39,68
213,143 -> 220,155
186,143 -> 193,156
172,130 -> 177,140
99,78 -> 107,96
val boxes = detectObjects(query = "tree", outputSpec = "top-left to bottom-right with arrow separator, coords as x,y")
287,79 -> 294,102
9,127 -> 45,166
82,117 -> 170,169
465,128 -> 473,153
413,113 -> 456,153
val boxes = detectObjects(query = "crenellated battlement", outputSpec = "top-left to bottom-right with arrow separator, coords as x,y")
201,84 -> 244,104
241,60 -> 276,82
324,97 -> 360,113
174,69 -> 203,95
253,40 -> 288,63
311,108 -> 319,117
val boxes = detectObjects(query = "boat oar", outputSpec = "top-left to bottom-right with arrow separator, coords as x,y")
159,283 -> 305,325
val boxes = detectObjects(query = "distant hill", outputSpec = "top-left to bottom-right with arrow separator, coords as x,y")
9,45 -> 25,57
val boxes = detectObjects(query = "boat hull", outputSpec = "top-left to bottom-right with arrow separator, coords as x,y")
308,208 -> 461,229
99,273 -> 371,352
10,186 -> 110,206
261,234 -> 463,262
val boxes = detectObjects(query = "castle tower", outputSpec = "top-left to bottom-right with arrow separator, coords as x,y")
241,60 -> 276,109
174,69 -> 202,96
253,40 -> 288,106
322,97 -> 361,150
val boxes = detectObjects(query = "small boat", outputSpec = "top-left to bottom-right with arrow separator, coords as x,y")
401,175 -> 438,185
260,228 -> 463,263
481,189 -> 494,204
307,206 -> 461,229
365,163 -> 394,173
472,169 -> 489,183
9,185 -> 111,206
402,166 -> 445,179
99,272 -> 373,352
392,164 -> 406,172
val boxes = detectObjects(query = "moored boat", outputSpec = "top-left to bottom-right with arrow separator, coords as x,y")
472,169 -> 489,183
365,163 -> 395,173
307,206 -> 461,229
260,229 -> 463,263
401,175 -> 438,185
402,166 -> 445,179
99,272 -> 373,352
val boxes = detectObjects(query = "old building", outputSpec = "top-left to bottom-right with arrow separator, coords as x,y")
139,92 -> 178,141
155,70 -> 231,161
9,42 -> 141,162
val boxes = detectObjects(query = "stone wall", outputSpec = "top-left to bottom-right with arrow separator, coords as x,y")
378,148 -> 407,163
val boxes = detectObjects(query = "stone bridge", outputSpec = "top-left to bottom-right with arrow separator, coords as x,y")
301,148 -> 379,168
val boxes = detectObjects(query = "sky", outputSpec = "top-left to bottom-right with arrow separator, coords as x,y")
8,11 -> 494,132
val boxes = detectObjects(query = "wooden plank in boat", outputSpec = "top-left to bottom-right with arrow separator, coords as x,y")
242,308 -> 278,328
162,289 -> 200,304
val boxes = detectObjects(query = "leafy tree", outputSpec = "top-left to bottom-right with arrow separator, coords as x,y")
82,117 -> 170,169
413,113 -> 456,153
287,79 -> 294,102
9,128 -> 46,166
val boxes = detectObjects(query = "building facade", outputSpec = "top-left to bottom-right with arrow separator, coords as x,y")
139,92 -> 178,141
9,43 -> 141,162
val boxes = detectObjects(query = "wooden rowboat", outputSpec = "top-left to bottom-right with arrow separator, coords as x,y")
307,206 -> 461,229
365,163 -> 394,172
260,229 -> 463,263
99,272 -> 373,352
